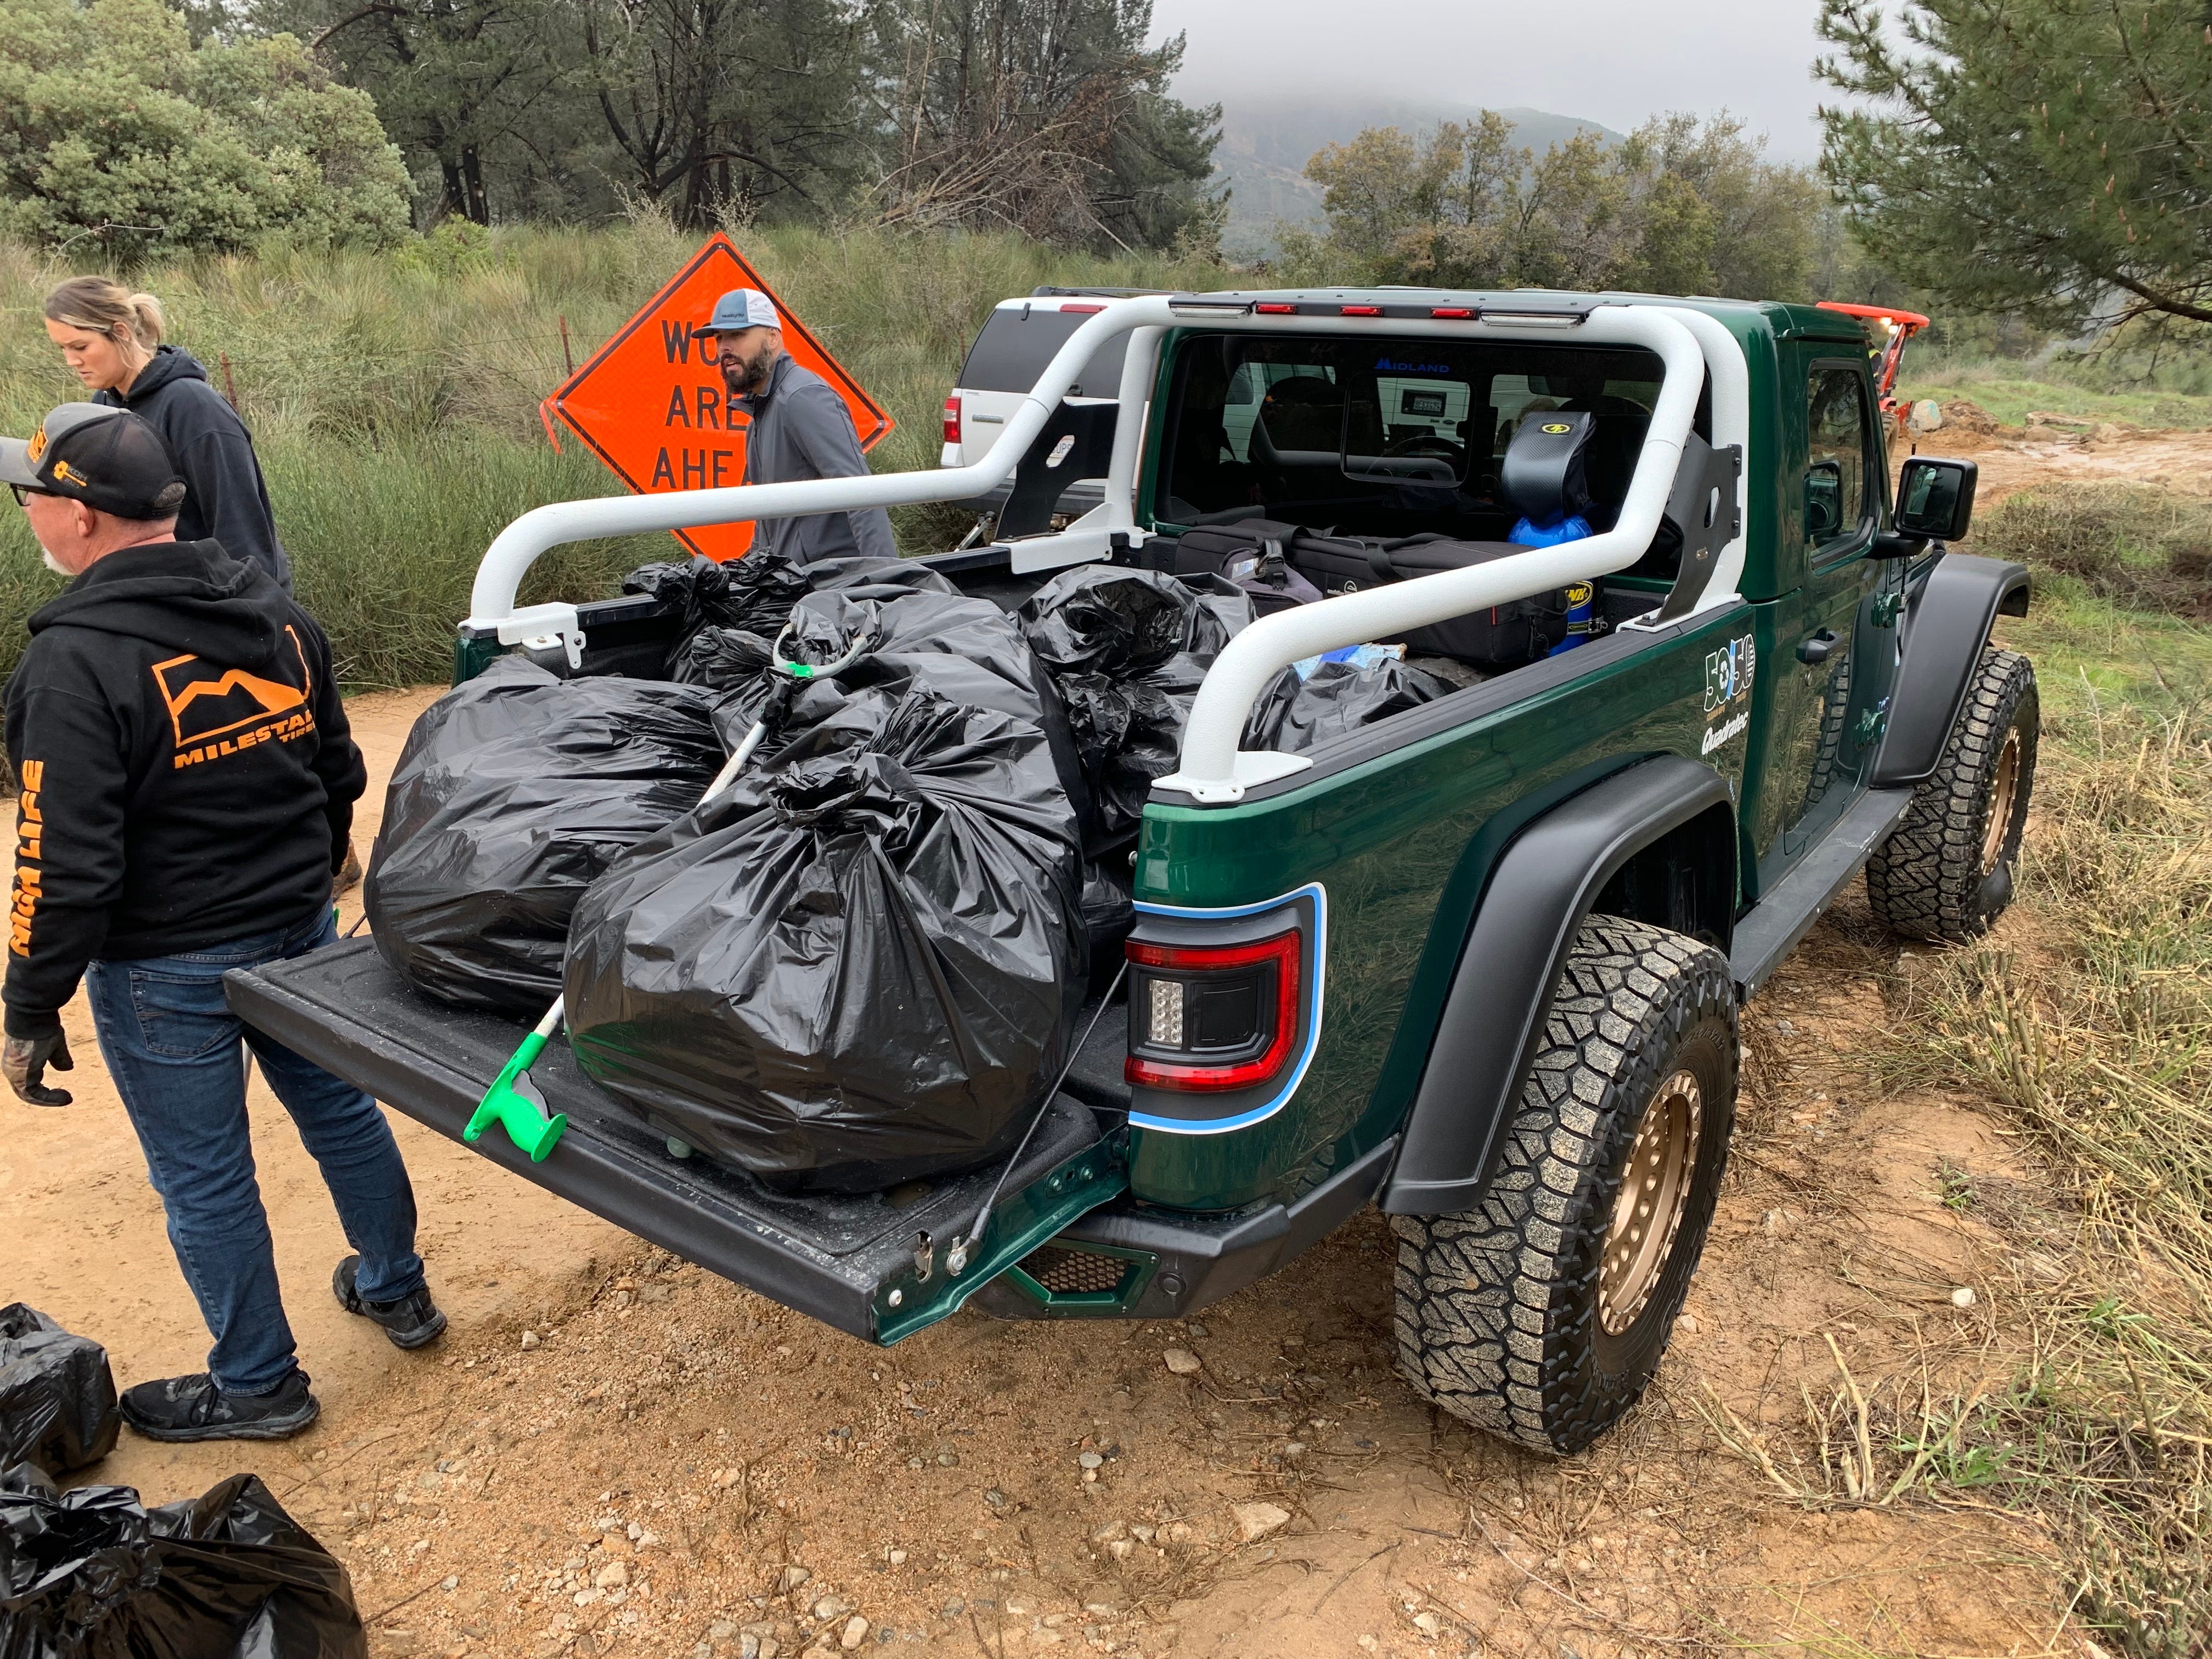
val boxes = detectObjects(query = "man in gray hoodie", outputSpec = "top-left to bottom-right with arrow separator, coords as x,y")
697,289 -> 897,565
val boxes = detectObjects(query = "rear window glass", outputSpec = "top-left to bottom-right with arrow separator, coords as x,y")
1155,332 -> 1686,542
958,307 -> 1130,399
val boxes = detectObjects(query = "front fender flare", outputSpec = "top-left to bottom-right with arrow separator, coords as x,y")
1379,755 -> 1734,1217
1871,552 -> 2030,788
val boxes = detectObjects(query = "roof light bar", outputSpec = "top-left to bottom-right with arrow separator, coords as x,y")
1430,307 -> 1476,319
1169,300 -> 1254,319
1339,304 -> 1383,317
1254,302 -> 1297,315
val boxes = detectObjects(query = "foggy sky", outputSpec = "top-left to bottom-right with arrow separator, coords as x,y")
1154,0 -> 1834,162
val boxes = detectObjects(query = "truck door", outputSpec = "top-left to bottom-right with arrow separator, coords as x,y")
1763,354 -> 1903,880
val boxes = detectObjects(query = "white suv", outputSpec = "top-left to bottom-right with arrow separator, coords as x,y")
941,289 -> 1161,526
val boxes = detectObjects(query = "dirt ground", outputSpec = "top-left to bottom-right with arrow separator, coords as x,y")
4,682 -> 2099,1659
1912,407 -> 2212,504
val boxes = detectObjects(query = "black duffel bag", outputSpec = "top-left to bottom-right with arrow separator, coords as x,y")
1167,516 -> 1303,579
1288,531 -> 1572,667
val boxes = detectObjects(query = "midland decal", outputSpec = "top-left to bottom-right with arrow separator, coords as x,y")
1701,633 -> 1757,756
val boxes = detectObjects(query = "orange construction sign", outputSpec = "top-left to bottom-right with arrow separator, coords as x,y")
543,235 -> 893,560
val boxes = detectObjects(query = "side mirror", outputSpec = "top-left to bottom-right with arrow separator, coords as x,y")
1894,455 -> 1977,541
1804,460 -> 1844,543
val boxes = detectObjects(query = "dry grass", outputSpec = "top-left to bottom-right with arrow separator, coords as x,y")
1973,484 -> 2212,620
1849,595 -> 2212,1656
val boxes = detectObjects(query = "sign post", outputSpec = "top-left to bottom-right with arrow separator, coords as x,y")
542,235 -> 893,560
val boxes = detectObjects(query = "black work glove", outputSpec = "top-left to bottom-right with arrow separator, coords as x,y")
3,1029 -> 74,1107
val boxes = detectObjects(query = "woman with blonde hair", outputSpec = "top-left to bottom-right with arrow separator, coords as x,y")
43,278 -> 291,588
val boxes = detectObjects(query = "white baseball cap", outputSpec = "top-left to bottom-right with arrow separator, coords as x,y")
697,288 -> 780,336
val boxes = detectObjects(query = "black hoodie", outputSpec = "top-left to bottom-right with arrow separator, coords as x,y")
3,540 -> 363,1037
95,347 -> 292,589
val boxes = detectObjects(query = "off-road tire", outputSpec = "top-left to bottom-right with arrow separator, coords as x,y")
1866,647 -> 2038,943
1391,915 -> 1737,1456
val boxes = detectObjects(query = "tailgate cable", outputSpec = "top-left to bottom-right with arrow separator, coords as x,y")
945,960 -> 1128,1278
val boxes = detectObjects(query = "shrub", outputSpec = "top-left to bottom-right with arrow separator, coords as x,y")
1974,484 -> 2212,619
0,0 -> 413,261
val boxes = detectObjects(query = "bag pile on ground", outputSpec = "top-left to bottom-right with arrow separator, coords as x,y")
364,659 -> 723,1013
0,1465 -> 365,1658
0,1307 -> 117,1478
564,684 -> 1086,1193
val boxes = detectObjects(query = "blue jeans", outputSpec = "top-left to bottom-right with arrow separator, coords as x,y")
85,910 -> 425,1396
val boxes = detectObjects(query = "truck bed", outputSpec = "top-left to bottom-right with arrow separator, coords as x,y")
227,941 -> 1135,1341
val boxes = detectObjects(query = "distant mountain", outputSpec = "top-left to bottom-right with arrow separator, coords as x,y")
1193,92 -> 1626,257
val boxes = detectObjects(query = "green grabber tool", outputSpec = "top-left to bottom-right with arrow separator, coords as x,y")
464,622 -> 878,1161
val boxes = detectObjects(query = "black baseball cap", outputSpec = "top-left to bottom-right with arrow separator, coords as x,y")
1,404 -> 187,521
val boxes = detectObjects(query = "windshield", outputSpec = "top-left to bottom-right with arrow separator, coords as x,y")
958,307 -> 1131,399
1156,332 -> 1684,541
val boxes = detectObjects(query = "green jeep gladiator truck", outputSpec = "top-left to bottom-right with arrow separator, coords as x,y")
228,289 -> 2035,1456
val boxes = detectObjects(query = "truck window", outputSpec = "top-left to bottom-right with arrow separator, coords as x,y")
1155,334 -> 1672,540
957,308 -> 1131,399
1805,366 -> 1875,549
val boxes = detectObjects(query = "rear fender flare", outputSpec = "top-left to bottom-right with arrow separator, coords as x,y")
1379,755 -> 1736,1217
1871,552 -> 2030,788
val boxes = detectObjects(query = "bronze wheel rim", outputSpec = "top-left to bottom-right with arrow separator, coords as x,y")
1598,1069 -> 1702,1336
1982,731 -> 2022,874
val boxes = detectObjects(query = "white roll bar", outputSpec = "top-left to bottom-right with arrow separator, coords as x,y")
466,297 -> 1191,642
1156,304 -> 1711,800
467,293 -> 1749,804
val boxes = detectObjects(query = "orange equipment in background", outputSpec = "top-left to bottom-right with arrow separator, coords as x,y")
1816,301 -> 1932,417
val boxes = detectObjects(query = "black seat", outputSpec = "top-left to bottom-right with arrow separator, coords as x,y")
1562,394 -> 1651,532
1256,376 -> 1344,453
1499,410 -> 1598,529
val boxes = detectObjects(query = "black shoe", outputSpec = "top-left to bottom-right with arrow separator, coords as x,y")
120,1370 -> 319,1442
333,1254 -> 447,1349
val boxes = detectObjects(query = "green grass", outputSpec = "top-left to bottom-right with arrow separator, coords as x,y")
1897,349 -> 2212,431
0,216 -> 1230,687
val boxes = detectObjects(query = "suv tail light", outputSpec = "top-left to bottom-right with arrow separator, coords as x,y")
1125,931 -> 1300,1092
941,394 -> 961,446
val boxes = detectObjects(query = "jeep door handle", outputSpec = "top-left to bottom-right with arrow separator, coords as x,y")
1787,633 -> 1840,668
1797,630 -> 1838,665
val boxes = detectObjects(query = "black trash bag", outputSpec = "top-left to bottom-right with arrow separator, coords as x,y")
0,1308 -> 116,1478
625,552 -> 958,677
1243,655 -> 1458,755
1019,565 -> 1231,675
668,624 -> 773,693
365,658 -> 723,1013
566,685 -> 1086,1194
1019,568 -> 1254,846
0,1462 -> 365,1659
622,550 -> 810,645
694,588 -> 1097,832
1078,856 -> 1135,988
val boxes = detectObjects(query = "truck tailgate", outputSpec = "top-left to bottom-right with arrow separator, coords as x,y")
226,940 -> 1125,1342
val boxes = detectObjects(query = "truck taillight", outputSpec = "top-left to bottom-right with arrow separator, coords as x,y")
942,394 -> 961,445
1125,931 -> 1300,1092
